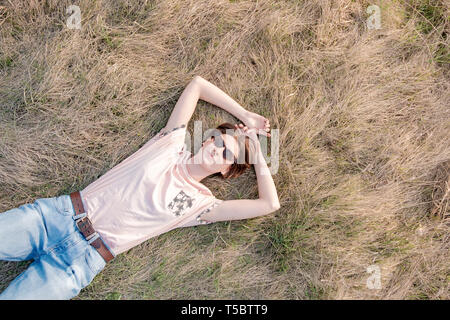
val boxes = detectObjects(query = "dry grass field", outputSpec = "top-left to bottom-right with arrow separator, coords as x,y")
0,0 -> 449,299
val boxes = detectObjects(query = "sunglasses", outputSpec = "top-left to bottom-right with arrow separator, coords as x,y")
208,134 -> 237,163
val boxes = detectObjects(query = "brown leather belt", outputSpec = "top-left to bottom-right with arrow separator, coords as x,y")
70,191 -> 114,263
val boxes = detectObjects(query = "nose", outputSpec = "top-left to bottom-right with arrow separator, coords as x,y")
202,141 -> 214,154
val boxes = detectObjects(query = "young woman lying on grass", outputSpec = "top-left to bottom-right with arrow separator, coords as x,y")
0,75 -> 280,300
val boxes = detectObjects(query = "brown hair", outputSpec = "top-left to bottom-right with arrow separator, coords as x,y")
212,122 -> 253,179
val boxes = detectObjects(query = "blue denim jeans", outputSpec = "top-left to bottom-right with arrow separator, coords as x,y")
0,194 -> 114,300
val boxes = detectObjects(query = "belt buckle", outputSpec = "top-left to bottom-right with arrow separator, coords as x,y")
75,215 -> 95,239
77,216 -> 100,243
76,216 -> 91,232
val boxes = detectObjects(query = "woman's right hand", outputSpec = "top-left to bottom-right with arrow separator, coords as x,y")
241,111 -> 271,137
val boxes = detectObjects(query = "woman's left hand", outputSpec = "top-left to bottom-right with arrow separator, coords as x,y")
241,111 -> 271,137
233,124 -> 261,151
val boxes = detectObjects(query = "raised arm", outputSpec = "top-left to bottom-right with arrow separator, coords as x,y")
161,76 -> 202,132
163,75 -> 253,133
163,76 -> 280,222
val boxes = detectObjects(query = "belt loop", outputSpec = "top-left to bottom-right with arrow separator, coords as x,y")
87,232 -> 100,245
73,212 -> 87,221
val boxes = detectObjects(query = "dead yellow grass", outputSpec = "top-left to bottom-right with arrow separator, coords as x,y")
0,0 -> 449,299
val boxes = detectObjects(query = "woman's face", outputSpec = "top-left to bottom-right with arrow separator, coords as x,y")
197,133 -> 240,175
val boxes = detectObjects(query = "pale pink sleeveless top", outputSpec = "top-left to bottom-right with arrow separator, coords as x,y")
79,125 -> 223,255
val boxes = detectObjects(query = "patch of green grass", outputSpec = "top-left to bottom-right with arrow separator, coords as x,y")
105,291 -> 122,300
100,34 -> 122,50
200,38 -> 211,51
31,60 -> 46,82
206,261 -> 221,277
110,105 -> 124,117
238,254 -> 253,267
368,232 -> 414,258
149,258 -> 169,285
29,182 -> 57,198
407,1 -> 446,35
417,3 -> 444,34
264,223 -> 297,272
407,290 -> 431,299
318,195 -> 338,209
9,19 -> 23,40
0,56 -> 14,69
433,43 -> 449,66
305,282 -> 325,299
104,0 -> 157,25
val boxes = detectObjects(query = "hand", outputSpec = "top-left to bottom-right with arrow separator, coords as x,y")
241,111 -> 271,137
234,124 -> 266,165
233,123 -> 263,149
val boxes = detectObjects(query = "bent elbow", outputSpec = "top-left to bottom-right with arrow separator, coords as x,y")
267,201 -> 280,213
192,75 -> 203,84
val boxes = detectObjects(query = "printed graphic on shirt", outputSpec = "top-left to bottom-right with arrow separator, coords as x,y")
168,190 -> 194,217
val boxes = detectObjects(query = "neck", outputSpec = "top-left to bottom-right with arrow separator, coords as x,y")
185,155 -> 212,182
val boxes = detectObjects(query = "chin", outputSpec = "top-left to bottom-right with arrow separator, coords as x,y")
201,162 -> 216,174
